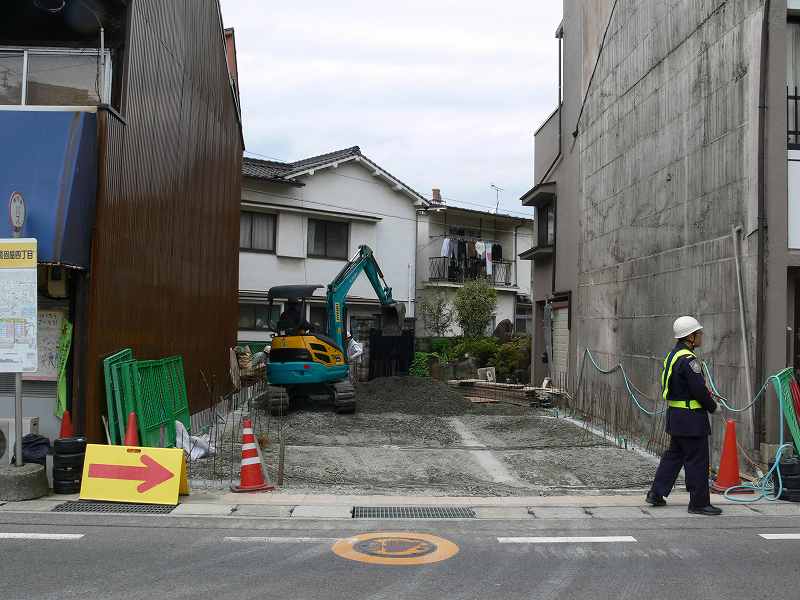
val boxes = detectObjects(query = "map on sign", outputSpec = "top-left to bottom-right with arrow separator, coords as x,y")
23,310 -> 66,381
0,239 -> 38,373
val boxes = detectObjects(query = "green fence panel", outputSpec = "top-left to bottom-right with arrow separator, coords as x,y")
103,349 -> 134,444
162,356 -> 190,431
133,360 -> 176,448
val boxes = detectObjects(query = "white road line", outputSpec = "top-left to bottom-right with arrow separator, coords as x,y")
759,533 -> 800,540
224,536 -> 342,544
498,536 -> 637,544
0,533 -> 84,540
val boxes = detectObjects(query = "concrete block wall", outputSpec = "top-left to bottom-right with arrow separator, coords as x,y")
575,0 -> 765,451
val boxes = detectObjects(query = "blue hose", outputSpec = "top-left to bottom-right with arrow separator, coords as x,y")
580,348 -> 795,503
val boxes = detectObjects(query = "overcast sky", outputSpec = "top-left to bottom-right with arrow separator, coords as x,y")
220,1 -> 563,215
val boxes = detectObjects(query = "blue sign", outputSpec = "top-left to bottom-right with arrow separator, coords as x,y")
0,110 -> 97,268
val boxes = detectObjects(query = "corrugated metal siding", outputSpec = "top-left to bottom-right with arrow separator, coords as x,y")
84,0 -> 242,441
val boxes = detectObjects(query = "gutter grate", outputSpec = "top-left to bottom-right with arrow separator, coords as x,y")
53,501 -> 175,514
353,506 -> 476,519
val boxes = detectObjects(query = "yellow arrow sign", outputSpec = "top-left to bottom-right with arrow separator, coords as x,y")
80,444 -> 189,505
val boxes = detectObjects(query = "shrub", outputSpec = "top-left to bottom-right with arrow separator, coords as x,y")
410,352 -> 431,377
489,335 -> 531,381
451,337 -> 499,368
453,280 -> 497,339
419,292 -> 455,337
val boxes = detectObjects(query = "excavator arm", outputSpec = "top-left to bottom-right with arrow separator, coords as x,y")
326,245 -> 406,348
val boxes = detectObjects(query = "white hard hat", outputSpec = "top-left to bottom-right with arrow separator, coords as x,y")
673,316 -> 703,339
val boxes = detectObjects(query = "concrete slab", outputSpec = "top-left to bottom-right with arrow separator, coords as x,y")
529,507 -> 591,519
588,506 -> 651,519
0,464 -> 48,501
472,506 -> 533,520
749,503 -> 800,516
0,499 -> 57,512
172,503 -> 234,516
292,505 -> 353,519
233,505 -> 294,518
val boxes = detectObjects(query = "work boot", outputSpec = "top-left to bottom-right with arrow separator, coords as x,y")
645,491 -> 666,507
688,505 -> 722,516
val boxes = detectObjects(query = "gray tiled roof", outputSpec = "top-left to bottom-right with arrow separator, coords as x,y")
242,147 -> 361,182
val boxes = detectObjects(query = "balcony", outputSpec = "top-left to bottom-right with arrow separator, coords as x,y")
428,256 -> 515,287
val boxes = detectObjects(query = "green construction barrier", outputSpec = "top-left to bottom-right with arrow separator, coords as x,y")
162,356 -> 190,431
133,360 -> 176,448
102,348 -> 134,444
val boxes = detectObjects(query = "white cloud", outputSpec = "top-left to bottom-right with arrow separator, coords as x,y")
221,0 -> 563,214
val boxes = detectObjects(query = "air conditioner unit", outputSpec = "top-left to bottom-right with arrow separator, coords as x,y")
0,417 -> 40,465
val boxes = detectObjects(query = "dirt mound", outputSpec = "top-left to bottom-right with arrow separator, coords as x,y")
355,376 -> 470,415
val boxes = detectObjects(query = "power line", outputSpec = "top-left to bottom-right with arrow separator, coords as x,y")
242,148 -> 534,218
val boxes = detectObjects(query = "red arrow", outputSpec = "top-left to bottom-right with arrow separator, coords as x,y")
88,454 -> 174,493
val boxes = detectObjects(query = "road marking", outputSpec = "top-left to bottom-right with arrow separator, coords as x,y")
759,533 -> 800,540
332,532 -> 459,565
498,536 -> 637,544
0,533 -> 84,540
224,536 -> 341,543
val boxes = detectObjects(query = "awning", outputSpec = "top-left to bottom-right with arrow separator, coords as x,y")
0,109 -> 97,268
520,181 -> 556,208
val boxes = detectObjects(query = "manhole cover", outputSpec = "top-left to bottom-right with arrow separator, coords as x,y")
53,501 -> 175,514
352,506 -> 476,519
332,532 -> 459,565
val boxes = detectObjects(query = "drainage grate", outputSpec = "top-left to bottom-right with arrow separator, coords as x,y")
353,506 -> 476,519
53,501 -> 175,514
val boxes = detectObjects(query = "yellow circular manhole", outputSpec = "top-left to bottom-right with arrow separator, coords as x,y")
332,532 -> 459,566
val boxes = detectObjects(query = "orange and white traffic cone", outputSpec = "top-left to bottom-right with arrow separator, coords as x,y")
59,410 -> 74,438
230,418 -> 273,493
711,419 -> 752,493
123,411 -> 140,446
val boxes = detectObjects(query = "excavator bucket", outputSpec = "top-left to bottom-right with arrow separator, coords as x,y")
381,302 -> 406,335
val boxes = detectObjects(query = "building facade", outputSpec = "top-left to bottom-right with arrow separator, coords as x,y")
238,148 -> 428,370
416,193 -> 533,337
0,0 -> 242,442
527,0 -> 798,456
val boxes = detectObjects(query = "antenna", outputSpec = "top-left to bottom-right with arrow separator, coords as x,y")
490,184 -> 504,214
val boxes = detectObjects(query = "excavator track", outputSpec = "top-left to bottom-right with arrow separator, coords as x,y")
332,381 -> 356,414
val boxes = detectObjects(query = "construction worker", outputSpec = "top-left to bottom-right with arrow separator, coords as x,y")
646,316 -> 722,515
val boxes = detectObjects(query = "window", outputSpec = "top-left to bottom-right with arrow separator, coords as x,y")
515,303 -> 533,334
0,48 -> 112,106
308,219 -> 349,259
239,304 -> 280,331
240,212 -> 276,252
537,203 -> 555,247
309,306 -> 328,332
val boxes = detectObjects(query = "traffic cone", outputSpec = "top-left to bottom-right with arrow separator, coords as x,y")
59,410 -> 74,438
123,411 -> 140,446
711,419 -> 751,493
230,418 -> 273,493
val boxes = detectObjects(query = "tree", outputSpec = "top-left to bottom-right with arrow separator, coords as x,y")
453,279 -> 497,339
419,292 -> 455,337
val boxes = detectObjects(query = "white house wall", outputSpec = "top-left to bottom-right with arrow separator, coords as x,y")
239,161 -> 419,339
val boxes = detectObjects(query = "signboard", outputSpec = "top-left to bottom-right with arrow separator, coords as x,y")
23,309 -> 66,381
80,444 -> 189,505
9,191 -> 25,231
0,239 -> 38,373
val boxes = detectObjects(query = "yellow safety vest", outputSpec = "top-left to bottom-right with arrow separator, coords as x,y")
661,349 -> 703,410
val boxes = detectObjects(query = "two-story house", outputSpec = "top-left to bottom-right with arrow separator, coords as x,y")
416,190 -> 534,337
238,147 -> 429,373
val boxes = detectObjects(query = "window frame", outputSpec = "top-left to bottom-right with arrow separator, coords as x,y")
0,46 -> 113,107
238,302 -> 281,332
239,211 -> 277,254
537,202 -> 555,248
307,218 -> 350,260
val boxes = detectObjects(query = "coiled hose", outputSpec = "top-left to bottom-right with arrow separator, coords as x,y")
579,348 -> 797,503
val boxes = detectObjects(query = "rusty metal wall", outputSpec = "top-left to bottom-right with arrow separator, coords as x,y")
84,0 -> 242,441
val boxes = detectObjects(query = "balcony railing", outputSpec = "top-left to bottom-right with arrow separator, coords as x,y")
428,256 -> 515,287
789,87 -> 800,149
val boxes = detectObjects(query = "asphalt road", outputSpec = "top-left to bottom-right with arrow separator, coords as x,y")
1,513 -> 799,600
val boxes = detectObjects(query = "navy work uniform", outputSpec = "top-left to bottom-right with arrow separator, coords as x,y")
650,341 -> 718,508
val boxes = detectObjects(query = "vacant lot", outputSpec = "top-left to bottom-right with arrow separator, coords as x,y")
259,377 -> 663,496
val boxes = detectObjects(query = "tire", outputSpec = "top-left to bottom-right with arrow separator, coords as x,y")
54,452 -> 85,468
53,479 -> 81,494
770,457 -> 800,477
54,437 -> 87,455
773,472 -> 800,491
53,466 -> 83,481
778,487 -> 800,503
